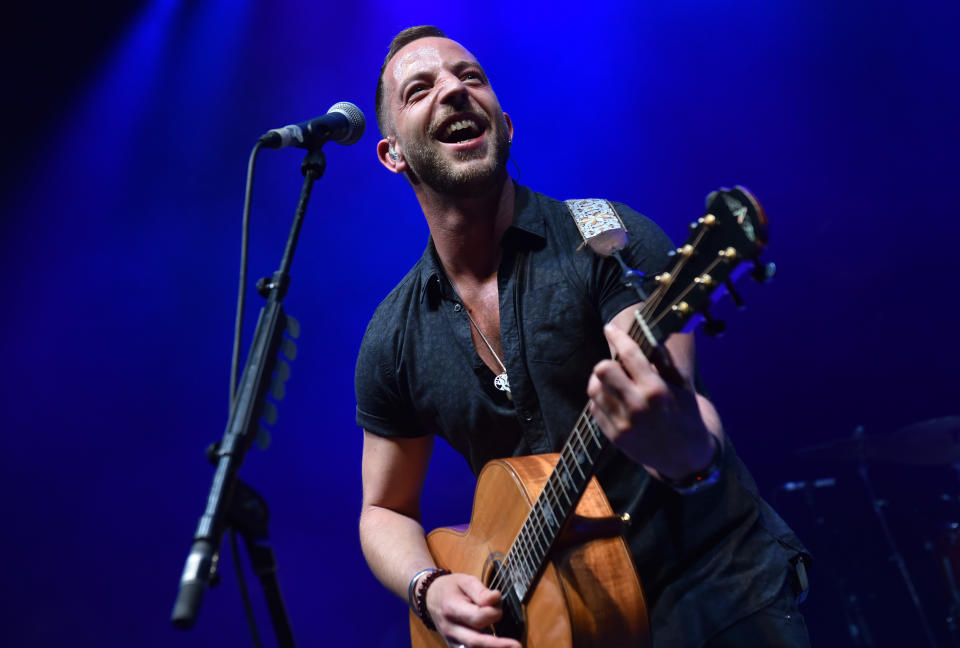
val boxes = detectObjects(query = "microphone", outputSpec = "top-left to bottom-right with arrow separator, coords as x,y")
259,101 -> 365,149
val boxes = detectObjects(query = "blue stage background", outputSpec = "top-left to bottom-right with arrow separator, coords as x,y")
2,1 -> 958,645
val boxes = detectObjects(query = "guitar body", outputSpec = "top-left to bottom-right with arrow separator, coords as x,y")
410,454 -> 649,648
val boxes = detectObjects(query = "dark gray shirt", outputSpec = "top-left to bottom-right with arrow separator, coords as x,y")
356,184 -> 805,646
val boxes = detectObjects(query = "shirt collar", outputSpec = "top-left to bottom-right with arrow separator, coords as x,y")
509,183 -> 546,241
418,239 -> 448,306
418,183 -> 547,305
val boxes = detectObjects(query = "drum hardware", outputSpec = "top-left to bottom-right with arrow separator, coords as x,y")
796,416 -> 960,467
931,467 -> 960,645
796,422 -> 960,646
779,473 -> 878,645
849,425 -> 940,647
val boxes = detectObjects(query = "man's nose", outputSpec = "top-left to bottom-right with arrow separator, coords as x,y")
436,71 -> 469,107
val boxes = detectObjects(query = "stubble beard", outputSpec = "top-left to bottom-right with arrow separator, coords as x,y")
405,111 -> 511,198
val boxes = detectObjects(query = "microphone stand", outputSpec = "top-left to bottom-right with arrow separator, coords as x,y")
171,148 -> 328,646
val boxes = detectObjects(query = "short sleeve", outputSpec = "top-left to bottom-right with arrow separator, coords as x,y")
354,311 -> 426,438
593,201 -> 675,324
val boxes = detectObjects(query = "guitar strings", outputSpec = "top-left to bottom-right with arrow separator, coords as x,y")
487,277 -> 671,597
648,256 -> 725,331
637,226 -> 706,319
489,416 -> 608,596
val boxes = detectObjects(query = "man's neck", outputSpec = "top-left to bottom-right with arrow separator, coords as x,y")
417,176 -> 515,284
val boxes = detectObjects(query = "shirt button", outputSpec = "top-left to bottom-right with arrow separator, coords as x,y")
454,303 -> 462,312
524,415 -> 533,423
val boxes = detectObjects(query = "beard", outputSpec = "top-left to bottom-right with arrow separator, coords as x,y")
404,111 -> 511,198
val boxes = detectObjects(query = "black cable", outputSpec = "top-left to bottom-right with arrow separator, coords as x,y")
229,141 -> 266,646
508,152 -> 520,183
231,141 -> 265,407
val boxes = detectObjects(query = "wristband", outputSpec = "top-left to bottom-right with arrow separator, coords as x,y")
661,435 -> 723,495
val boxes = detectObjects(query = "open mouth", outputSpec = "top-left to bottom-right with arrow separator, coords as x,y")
435,115 -> 486,144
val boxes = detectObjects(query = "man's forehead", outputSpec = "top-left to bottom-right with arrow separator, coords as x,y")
389,37 -> 478,85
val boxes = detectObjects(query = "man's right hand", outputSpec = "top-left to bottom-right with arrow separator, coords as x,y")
425,572 -> 522,648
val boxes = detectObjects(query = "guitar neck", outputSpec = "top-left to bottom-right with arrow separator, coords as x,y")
500,314 -> 654,603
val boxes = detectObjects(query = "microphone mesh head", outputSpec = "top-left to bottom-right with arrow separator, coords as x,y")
328,101 -> 366,145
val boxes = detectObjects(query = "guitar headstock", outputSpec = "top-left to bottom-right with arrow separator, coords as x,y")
643,186 -> 773,341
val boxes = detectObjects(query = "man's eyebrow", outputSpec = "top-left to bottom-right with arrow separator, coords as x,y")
397,69 -> 433,95
449,60 -> 486,76
400,69 -> 431,85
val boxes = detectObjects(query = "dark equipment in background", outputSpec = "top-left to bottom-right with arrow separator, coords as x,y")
781,417 -> 960,647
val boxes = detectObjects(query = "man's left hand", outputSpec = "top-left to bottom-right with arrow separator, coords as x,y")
587,323 -> 719,480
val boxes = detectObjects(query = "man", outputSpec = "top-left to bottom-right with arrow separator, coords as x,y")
356,26 -> 810,647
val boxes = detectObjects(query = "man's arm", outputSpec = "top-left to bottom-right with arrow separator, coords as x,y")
588,304 -> 724,482
359,430 -> 435,596
359,430 -> 521,648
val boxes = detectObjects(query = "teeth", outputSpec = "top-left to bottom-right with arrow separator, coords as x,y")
443,119 -> 480,140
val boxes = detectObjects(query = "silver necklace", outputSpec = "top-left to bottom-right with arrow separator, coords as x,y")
463,306 -> 511,399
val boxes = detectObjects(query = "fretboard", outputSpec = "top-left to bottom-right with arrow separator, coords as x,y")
495,314 -> 652,603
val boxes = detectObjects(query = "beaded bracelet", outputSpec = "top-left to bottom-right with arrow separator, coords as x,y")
414,568 -> 450,631
407,568 -> 438,613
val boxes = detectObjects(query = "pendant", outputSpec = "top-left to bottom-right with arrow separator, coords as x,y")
494,372 -> 511,398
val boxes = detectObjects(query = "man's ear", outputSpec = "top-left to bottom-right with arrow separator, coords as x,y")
377,137 -> 405,174
504,112 -> 514,142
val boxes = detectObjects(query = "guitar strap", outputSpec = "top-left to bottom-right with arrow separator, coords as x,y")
564,198 -> 629,256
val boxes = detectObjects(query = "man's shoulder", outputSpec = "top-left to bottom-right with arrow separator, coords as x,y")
362,253 -> 432,337
371,258 -> 424,322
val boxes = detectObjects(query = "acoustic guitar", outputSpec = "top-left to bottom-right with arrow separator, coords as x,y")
411,187 -> 772,648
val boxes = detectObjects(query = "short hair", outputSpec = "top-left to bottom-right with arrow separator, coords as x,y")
375,25 -> 448,136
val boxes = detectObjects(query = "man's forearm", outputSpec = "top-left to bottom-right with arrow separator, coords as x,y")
359,504 -> 438,600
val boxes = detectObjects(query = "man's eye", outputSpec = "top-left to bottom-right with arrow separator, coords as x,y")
407,84 -> 427,100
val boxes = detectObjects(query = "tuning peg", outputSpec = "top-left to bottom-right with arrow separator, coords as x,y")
702,311 -> 727,337
694,273 -> 715,288
689,214 -> 717,230
751,260 -> 776,283
723,278 -> 745,309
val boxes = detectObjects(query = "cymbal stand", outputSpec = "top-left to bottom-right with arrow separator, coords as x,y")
940,464 -> 960,643
854,425 -> 939,647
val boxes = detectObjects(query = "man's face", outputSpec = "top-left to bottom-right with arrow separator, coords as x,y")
381,37 -> 512,196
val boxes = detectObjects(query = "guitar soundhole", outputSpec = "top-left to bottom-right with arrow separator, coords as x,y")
485,557 -> 525,642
